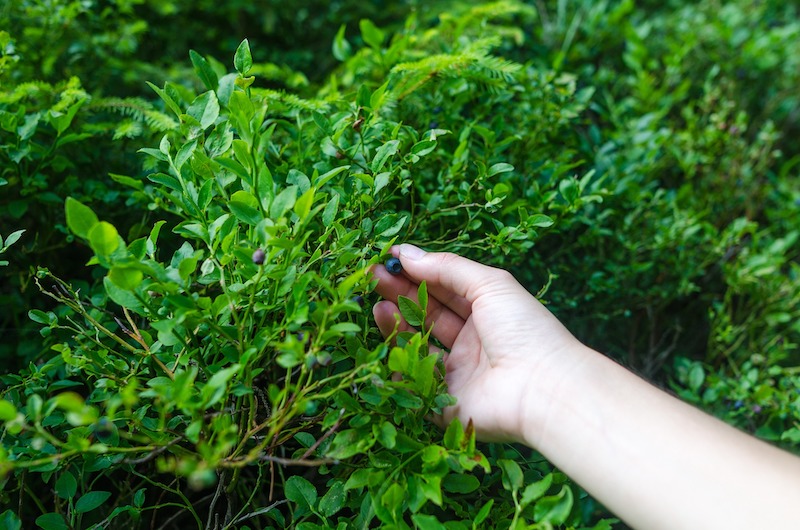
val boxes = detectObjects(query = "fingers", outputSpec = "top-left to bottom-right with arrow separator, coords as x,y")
395,244 -> 512,314
372,264 -> 465,349
372,300 -> 413,339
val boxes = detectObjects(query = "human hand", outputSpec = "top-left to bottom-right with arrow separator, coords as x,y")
372,244 -> 587,444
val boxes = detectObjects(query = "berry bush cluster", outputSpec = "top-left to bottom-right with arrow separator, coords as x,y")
2,1 -> 799,529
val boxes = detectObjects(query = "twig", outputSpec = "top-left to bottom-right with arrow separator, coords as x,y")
258,454 -> 338,467
205,470 -> 227,530
122,436 -> 184,465
300,412 -> 343,460
229,500 -> 287,526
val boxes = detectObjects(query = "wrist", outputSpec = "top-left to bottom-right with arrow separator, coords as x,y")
517,342 -> 602,449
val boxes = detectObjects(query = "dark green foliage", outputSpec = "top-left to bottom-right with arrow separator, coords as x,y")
1,0 -> 799,528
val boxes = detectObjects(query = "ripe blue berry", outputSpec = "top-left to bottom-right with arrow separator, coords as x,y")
252,248 -> 266,265
385,257 -> 403,275
353,295 -> 365,307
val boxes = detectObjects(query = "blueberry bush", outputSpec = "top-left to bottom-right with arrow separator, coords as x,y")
2,0 -> 799,528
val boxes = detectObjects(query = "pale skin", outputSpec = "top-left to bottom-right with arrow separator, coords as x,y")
372,243 -> 800,530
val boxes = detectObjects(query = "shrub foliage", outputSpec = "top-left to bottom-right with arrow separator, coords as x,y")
1,0 -> 799,529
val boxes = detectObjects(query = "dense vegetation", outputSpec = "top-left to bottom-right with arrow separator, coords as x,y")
1,0 -> 798,528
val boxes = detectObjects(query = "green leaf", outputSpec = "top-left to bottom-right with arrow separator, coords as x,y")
498,459 -> 523,492
49,99 -> 85,135
270,185 -> 298,219
75,490 -> 111,513
104,276 -> 144,311
559,178 -> 580,204
417,281 -> 428,314
527,214 -> 555,228
318,480 -> 346,517
229,190 -> 262,226
473,500 -> 494,526
322,194 -> 339,226
34,513 -> 68,530
28,309 -> 55,326
109,173 -> 144,191
108,267 -> 143,291
65,197 -> 99,239
88,222 -> 121,258
442,417 -> 464,450
190,50 -> 219,90
688,364 -> 705,393
329,322 -> 361,333
133,488 -> 146,508
380,482 -> 405,519
411,140 -> 437,157
374,421 -> 397,449
201,364 -> 240,408
371,140 -> 400,173
488,162 -> 514,177
293,186 -> 315,222
359,19 -> 385,50
1,510 -> 22,530
2,229 -> 24,249
398,295 -> 424,328
146,81 -> 182,118
534,485 -> 573,525
327,428 -> 375,459
411,514 -> 446,530
234,39 -> 253,75
0,400 -> 17,421
441,474 -> 480,494
520,473 -> 553,508
187,91 -> 220,130
55,471 -> 77,499
376,215 -> 406,238
285,476 -> 317,511
332,25 -> 352,61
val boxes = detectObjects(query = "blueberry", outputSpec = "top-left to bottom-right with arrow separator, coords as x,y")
385,257 -> 403,275
353,295 -> 365,307
252,248 -> 266,265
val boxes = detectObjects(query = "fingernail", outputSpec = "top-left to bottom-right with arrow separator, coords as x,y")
399,243 -> 426,261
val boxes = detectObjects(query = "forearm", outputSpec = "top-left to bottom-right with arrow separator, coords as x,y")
524,346 -> 800,529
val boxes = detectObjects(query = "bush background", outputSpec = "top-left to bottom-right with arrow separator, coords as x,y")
1,0 -> 799,528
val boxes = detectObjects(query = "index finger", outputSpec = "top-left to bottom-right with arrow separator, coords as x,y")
393,244 -> 509,316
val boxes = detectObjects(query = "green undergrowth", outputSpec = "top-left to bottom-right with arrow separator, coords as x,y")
1,0 -> 799,528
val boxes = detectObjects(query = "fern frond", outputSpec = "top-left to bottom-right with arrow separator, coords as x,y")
90,97 -> 178,132
251,88 -> 330,113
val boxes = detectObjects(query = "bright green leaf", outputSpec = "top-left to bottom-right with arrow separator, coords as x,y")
398,296 -> 424,328
187,91 -> 220,130
234,39 -> 253,75
0,400 -> 17,421
108,267 -> 143,291
371,140 -> 400,173
359,19 -> 385,50
332,25 -> 352,61
65,197 -> 99,239
498,459 -> 523,492
88,222 -> 121,258
190,50 -> 219,90
534,485 -> 573,525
